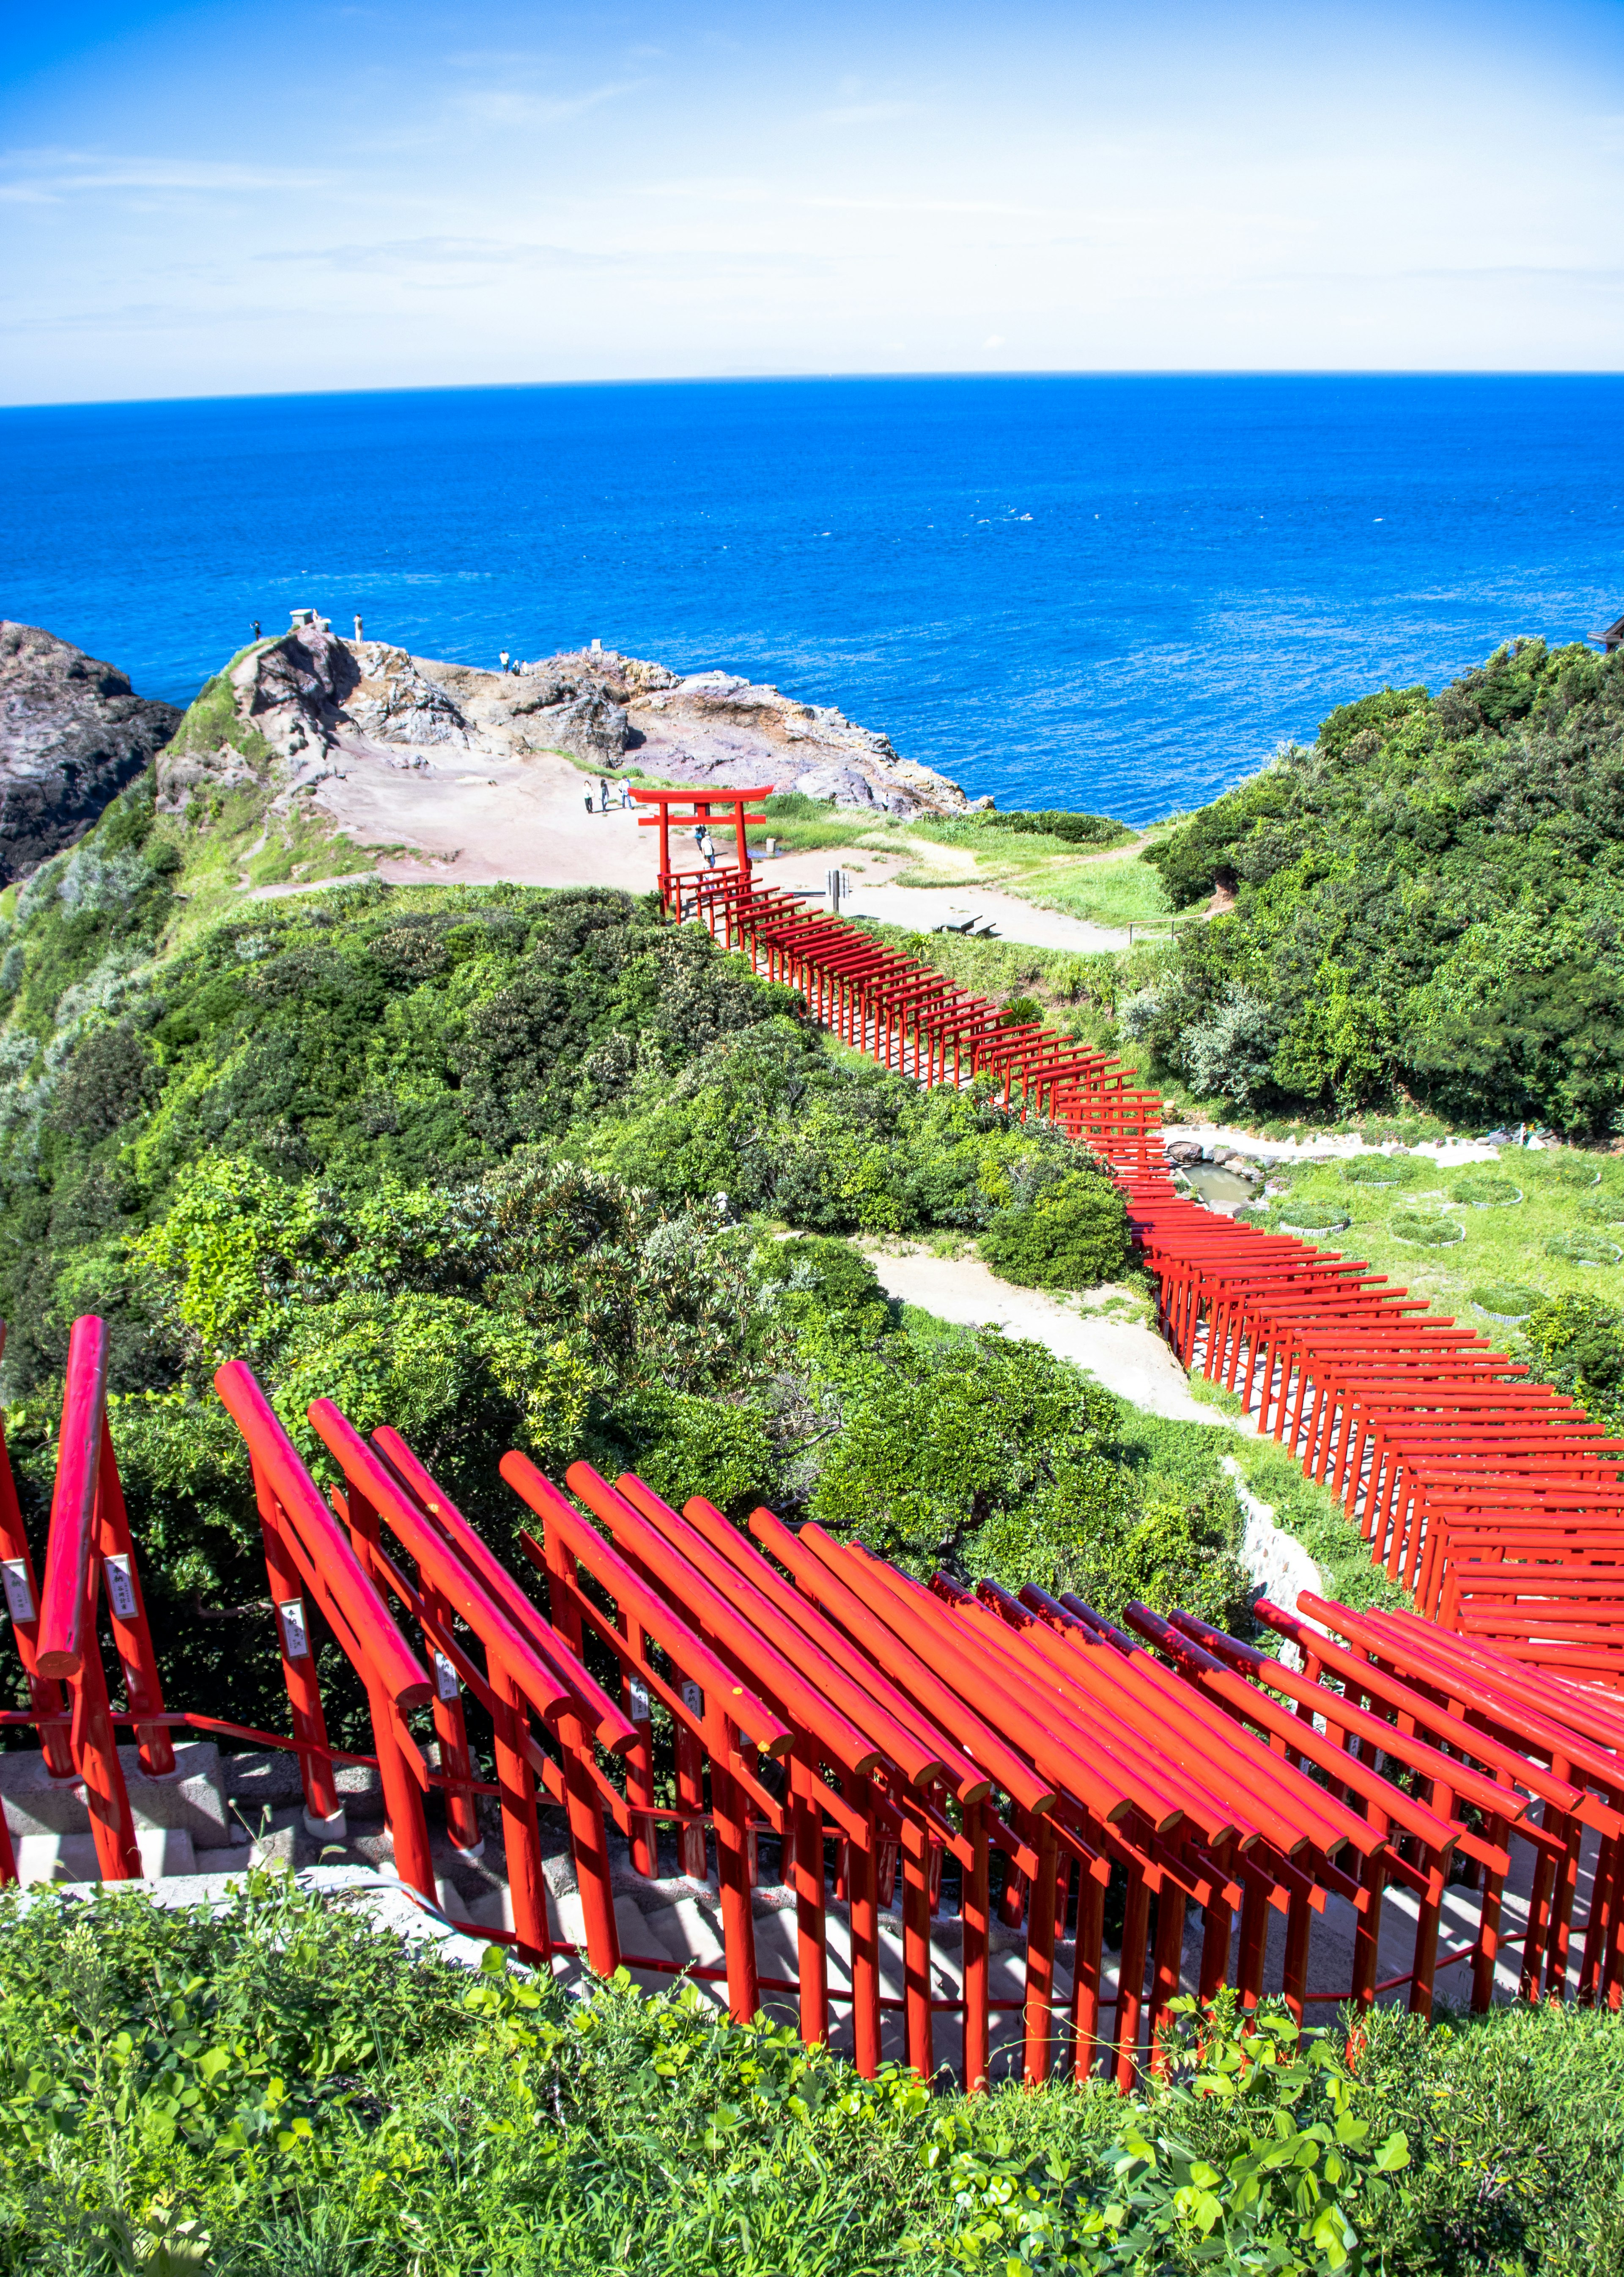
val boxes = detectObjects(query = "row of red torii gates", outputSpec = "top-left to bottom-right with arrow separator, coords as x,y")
0,792 -> 1621,2087
637,789 -> 1624,1689
4,1314 -> 1623,2093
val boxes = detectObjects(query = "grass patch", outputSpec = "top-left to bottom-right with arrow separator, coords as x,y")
1006,851 -> 1177,931
9,1879 -> 1624,2276
742,793 -> 909,857
1245,1148 -> 1624,1319
1473,1281 -> 1541,1319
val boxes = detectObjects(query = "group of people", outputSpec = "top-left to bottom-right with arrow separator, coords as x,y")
576,780 -> 724,870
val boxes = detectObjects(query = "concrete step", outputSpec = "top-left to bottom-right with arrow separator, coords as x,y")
0,1740 -> 233,1849
16,1827 -> 199,1882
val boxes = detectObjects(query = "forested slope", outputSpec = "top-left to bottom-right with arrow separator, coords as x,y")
1131,638 -> 1624,1132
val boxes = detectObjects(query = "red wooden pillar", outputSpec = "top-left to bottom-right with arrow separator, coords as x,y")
253,1464 -> 343,1835
961,1797 -> 991,2092
0,1410 -> 74,1779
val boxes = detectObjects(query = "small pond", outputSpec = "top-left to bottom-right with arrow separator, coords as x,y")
1181,1163 -> 1259,1214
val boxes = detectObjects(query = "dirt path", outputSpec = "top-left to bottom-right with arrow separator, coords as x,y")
858,1243 -> 1217,1421
861,1242 -> 1326,1615
306,742 -> 1135,949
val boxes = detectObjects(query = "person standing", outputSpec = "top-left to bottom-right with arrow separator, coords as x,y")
700,826 -> 717,869
251,620 -> 261,641
599,777 -> 610,811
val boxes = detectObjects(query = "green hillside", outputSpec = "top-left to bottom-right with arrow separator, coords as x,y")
1130,638 -> 1624,1134
0,747 -> 1251,1739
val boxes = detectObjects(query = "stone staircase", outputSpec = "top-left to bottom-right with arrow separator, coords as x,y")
4,1744 -> 1564,2077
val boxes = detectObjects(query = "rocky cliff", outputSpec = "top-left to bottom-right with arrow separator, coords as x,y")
159,622 -> 971,819
0,623 -> 183,883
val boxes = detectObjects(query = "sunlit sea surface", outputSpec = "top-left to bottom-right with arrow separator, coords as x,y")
3,374 -> 1621,823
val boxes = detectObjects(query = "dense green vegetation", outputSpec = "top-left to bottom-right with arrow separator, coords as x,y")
0,768 -> 1246,1745
1129,640 -> 1624,1133
5,1878 -> 1624,2276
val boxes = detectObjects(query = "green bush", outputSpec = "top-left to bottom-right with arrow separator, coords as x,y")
1135,640 -> 1624,1132
1449,1174 -> 1522,1207
1391,1213 -> 1465,1247
1539,1156 -> 1605,1188
1546,1231 -> 1621,1266
1518,1292 -> 1624,1433
980,1170 -> 1131,1291
1472,1281 -> 1541,1319
1277,1202 -> 1352,1232
983,807 -> 1125,845
1340,1154 -> 1421,1186
14,1870 -> 1624,2275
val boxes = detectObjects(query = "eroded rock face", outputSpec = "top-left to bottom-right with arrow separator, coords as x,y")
0,623 -> 183,882
347,654 -> 471,748
161,623 -> 971,820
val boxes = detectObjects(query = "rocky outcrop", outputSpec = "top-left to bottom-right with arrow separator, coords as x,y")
158,619 -> 972,823
0,623 -> 182,882
618,662 -> 962,812
346,650 -> 471,748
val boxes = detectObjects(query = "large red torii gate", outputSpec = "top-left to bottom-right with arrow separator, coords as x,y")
629,785 -> 773,907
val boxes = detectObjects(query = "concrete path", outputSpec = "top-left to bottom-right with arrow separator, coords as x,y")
859,1243 -> 1213,1421
859,1242 -> 1327,1617
828,876 -> 1128,950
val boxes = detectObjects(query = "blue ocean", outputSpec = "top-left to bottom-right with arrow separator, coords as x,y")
2,375 -> 1620,824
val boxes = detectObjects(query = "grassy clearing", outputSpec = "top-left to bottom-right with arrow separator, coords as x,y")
1008,852 -> 1175,931
898,815 -> 1177,933
1239,1145 -> 1624,1324
154,790 -> 374,947
744,792 -> 910,857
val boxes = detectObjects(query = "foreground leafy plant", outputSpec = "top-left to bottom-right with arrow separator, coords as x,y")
919,2000 -> 1410,2275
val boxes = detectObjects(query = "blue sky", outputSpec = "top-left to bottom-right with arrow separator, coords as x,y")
3,0 -> 1622,403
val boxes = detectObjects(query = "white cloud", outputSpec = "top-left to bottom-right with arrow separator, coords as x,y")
3,1 -> 1624,399
448,80 -> 648,128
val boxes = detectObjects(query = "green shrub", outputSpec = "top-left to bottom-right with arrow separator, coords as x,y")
1472,1281 -> 1541,1319
1449,1173 -> 1522,1207
1519,1292 -> 1624,1431
1391,1212 -> 1465,1247
1546,1231 -> 1622,1265
1340,1154 -> 1421,1186
980,1170 -> 1131,1291
978,806 -> 1125,845
1540,1155 -> 1605,1187
1278,1202 -> 1352,1232
1135,640 -> 1624,1131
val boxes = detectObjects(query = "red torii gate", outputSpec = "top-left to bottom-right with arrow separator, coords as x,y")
630,785 -> 772,908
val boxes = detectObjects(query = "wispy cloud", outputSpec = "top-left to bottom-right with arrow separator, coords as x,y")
448,79 -> 647,128
0,149 -> 330,200
251,236 -> 625,276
